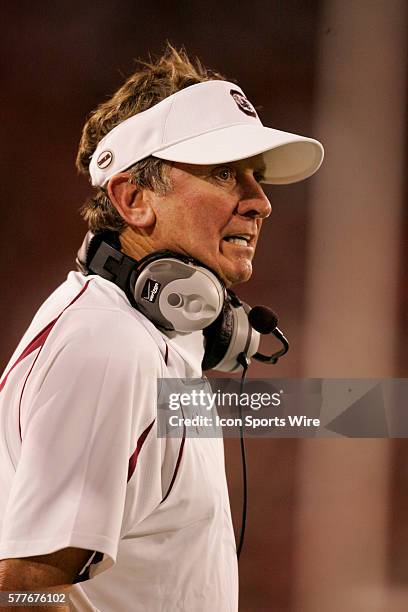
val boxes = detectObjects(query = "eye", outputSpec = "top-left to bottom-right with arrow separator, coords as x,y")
254,170 -> 265,183
214,166 -> 235,182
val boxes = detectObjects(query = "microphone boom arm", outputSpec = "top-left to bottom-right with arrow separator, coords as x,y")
253,327 -> 289,365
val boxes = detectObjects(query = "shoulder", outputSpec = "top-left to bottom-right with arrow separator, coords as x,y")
37,272 -> 167,377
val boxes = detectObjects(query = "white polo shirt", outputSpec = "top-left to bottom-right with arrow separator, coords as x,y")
0,271 -> 238,611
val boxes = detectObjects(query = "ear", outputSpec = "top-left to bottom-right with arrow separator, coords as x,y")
107,173 -> 156,228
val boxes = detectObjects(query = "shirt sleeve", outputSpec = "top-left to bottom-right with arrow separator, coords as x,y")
0,307 -> 165,572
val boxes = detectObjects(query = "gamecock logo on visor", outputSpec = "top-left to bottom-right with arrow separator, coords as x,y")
230,90 -> 257,117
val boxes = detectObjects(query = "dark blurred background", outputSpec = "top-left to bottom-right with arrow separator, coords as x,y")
1,1 -> 407,610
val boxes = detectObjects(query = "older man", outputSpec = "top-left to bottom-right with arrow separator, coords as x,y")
0,46 -> 323,611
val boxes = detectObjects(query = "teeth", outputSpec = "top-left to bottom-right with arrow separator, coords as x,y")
224,237 -> 249,246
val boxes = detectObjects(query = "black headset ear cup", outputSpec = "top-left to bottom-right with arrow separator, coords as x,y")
202,300 -> 234,371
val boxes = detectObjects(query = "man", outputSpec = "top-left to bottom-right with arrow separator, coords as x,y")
0,46 -> 323,610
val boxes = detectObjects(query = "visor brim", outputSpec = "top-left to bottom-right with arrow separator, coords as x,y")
153,124 -> 324,185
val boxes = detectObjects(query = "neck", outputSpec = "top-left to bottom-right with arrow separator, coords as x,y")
119,226 -> 156,261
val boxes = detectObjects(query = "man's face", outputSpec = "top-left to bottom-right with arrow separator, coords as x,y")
144,154 -> 272,287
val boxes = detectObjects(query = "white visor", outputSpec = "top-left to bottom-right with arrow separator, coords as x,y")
89,80 -> 324,188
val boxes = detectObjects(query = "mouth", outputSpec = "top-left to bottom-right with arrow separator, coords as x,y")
222,233 -> 254,247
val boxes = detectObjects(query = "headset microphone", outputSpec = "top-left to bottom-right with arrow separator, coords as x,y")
249,306 -> 289,365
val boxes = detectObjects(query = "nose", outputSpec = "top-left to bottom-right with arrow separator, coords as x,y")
235,177 -> 272,219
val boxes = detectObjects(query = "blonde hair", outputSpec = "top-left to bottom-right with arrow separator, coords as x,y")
77,44 -> 226,233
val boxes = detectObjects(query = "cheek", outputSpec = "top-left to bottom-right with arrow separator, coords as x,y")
158,188 -> 233,248
181,205 -> 227,241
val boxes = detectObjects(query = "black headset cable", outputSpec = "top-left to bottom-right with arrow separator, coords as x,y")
236,352 -> 250,560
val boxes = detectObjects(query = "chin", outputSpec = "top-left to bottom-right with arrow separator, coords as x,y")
223,266 -> 253,287
198,255 -> 252,287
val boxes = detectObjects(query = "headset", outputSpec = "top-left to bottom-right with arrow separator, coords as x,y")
76,230 -> 272,373
76,230 -> 289,559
